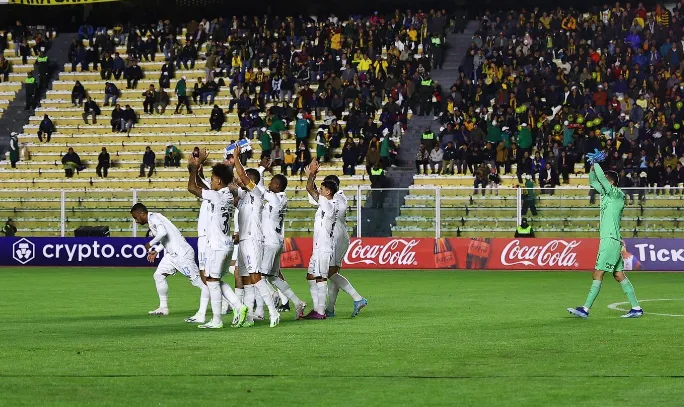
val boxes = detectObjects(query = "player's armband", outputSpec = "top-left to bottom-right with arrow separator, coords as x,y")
245,180 -> 256,191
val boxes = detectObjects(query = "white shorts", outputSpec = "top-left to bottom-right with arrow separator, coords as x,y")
332,236 -> 349,268
307,250 -> 333,279
205,248 -> 234,279
157,250 -> 201,286
261,244 -> 282,276
197,236 -> 208,270
237,239 -> 262,277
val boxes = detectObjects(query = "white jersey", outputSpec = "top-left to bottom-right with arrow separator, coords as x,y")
201,187 -> 235,251
148,212 -> 193,256
261,188 -> 287,246
309,190 -> 348,243
237,186 -> 264,242
197,176 -> 212,237
313,195 -> 337,251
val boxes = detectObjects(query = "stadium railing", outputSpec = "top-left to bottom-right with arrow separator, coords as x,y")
1,186 -> 681,238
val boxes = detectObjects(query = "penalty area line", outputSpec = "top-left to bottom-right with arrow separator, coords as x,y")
608,298 -> 684,317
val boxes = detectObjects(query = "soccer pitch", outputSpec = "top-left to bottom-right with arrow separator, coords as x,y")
0,268 -> 683,406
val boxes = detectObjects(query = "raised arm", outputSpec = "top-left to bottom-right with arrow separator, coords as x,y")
233,144 -> 256,190
589,163 -> 611,194
305,159 -> 320,202
187,149 -> 209,198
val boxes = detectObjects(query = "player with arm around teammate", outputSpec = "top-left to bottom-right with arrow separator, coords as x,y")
567,157 -> 643,319
232,143 -> 281,327
130,203 -> 209,320
259,169 -> 308,319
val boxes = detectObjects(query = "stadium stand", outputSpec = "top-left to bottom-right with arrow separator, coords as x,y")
393,4 -> 684,238
0,25 -> 54,116
0,12 -> 451,237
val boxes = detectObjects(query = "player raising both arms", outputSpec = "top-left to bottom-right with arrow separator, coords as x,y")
309,175 -> 367,318
130,203 -> 208,320
567,156 -> 643,318
304,160 -> 338,319
232,143 -> 280,327
187,149 -> 247,328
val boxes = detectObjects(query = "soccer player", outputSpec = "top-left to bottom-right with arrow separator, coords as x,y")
311,175 -> 367,318
187,151 -> 247,328
130,203 -> 209,319
232,144 -> 280,327
304,160 -> 338,319
567,162 -> 643,318
188,167 -> 212,323
259,170 -> 308,319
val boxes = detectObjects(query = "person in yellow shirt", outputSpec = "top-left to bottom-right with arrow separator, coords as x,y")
539,12 -> 552,29
357,54 -> 372,73
331,31 -> 342,51
231,52 -> 242,72
408,26 -> 418,48
373,57 -> 388,77
281,148 -> 295,175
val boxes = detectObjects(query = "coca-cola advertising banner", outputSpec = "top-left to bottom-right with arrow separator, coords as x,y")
1,237 -> 682,271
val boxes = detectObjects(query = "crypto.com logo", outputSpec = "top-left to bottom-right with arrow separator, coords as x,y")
13,238 -> 35,264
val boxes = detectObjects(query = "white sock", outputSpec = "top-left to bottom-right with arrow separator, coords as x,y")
220,281 -> 242,309
278,288 -> 289,305
270,276 -> 302,307
255,288 -> 265,317
153,271 -> 168,309
308,279 -> 319,312
235,287 -> 244,304
327,279 -> 340,311
255,279 -> 278,316
244,284 -> 255,321
207,281 -> 222,325
197,284 -> 209,319
330,273 -> 363,301
316,281 -> 328,315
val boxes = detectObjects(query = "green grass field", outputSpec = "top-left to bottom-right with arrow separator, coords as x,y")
0,268 -> 683,406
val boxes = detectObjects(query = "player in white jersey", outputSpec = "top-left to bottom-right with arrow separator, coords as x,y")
303,160 -> 338,319
187,152 -> 248,329
232,144 -> 280,327
311,175 -> 368,318
130,203 -> 208,319
258,172 -> 308,319
193,171 -> 212,323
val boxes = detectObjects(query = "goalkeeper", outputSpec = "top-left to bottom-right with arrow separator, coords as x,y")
567,149 -> 643,318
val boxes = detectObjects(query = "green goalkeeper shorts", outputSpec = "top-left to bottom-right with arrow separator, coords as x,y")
595,238 -> 624,273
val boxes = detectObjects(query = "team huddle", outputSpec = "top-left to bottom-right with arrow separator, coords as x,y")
129,144 -> 367,329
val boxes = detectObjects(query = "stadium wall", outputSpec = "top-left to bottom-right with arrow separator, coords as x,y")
1,237 -> 682,271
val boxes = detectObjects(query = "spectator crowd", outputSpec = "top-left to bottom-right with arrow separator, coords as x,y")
423,2 -> 684,198
33,10 -> 460,178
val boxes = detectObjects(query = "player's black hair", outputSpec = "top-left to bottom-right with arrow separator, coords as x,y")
323,175 -> 340,187
272,174 -> 288,191
605,170 -> 619,185
245,168 -> 261,184
130,203 -> 148,214
212,163 -> 234,186
321,180 -> 339,195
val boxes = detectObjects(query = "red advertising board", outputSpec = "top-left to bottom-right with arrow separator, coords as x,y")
281,238 -> 600,270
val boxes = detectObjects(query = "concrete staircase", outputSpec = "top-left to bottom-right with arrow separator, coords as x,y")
429,20 -> 479,93
0,33 -> 76,158
360,22 -> 479,237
